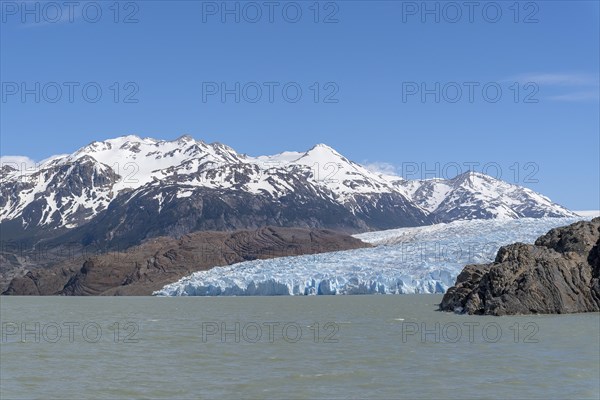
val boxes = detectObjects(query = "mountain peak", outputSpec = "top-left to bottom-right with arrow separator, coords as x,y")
308,143 -> 336,152
209,142 -> 242,160
175,134 -> 195,143
108,134 -> 157,145
451,170 -> 494,186
118,134 -> 144,141
291,143 -> 348,167
303,143 -> 345,159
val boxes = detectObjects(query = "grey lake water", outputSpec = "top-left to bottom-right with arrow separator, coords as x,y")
1,295 -> 599,400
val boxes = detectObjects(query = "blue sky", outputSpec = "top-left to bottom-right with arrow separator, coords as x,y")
1,0 -> 598,209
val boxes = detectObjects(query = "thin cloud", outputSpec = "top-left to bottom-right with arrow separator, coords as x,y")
361,161 -> 399,176
5,0 -> 85,29
19,13 -> 81,29
506,72 -> 599,102
547,91 -> 600,102
0,155 -> 37,170
510,73 -> 598,86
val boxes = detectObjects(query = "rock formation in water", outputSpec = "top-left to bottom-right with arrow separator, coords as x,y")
440,217 -> 600,315
2,227 -> 371,296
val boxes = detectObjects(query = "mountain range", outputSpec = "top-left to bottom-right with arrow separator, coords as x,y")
1,134 -> 574,251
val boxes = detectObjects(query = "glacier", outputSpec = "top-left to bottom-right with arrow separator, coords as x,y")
154,217 -> 587,296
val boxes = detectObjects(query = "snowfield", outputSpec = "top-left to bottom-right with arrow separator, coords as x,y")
154,216 -> 585,296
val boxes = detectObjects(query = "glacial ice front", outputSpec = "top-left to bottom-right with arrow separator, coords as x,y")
154,217 -> 585,296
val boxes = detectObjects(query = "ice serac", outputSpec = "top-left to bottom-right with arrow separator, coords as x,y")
154,217 -> 584,296
1,135 -> 575,250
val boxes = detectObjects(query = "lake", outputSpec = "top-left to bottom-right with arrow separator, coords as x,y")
1,295 -> 599,399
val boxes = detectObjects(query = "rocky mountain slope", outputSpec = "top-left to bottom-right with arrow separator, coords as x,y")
439,217 -> 600,315
2,227 -> 371,296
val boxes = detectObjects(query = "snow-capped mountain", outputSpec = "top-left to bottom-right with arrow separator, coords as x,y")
391,171 -> 573,222
0,134 -> 575,248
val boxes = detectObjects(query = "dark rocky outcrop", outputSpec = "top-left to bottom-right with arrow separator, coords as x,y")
2,226 -> 370,296
440,217 -> 600,315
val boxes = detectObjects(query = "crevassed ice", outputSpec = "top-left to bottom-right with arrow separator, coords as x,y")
154,217 -> 585,296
